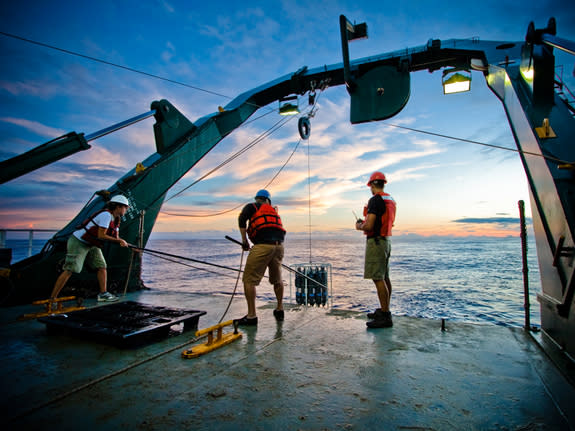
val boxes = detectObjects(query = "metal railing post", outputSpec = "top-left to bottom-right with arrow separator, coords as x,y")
519,200 -> 531,331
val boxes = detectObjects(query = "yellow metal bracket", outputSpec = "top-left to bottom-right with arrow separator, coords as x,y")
535,118 -> 556,139
182,320 -> 242,359
20,296 -> 85,320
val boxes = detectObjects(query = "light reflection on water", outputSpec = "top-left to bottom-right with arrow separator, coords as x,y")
140,236 -> 541,328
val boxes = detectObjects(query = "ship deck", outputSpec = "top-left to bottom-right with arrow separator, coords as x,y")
2,289 -> 574,430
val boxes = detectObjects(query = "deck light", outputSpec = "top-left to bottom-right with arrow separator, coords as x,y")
442,69 -> 472,94
279,96 -> 300,115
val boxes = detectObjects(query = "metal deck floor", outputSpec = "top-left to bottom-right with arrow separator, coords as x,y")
2,290 -> 574,430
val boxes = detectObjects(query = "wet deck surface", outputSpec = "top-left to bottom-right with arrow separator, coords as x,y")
2,290 -> 574,430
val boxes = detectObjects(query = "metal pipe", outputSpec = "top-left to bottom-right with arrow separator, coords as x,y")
85,109 -> 156,142
541,34 -> 575,56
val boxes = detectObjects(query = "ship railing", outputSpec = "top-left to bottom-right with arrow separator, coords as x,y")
0,229 -> 58,263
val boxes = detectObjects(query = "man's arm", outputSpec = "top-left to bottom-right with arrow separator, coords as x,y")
356,213 -> 376,232
96,226 -> 128,247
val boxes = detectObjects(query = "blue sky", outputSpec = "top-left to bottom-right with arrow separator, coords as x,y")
1,0 -> 574,238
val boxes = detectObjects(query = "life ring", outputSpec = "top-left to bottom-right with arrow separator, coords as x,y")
298,116 -> 311,140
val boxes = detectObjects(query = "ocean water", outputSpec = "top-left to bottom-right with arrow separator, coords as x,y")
139,235 -> 541,328
6,235 -> 541,328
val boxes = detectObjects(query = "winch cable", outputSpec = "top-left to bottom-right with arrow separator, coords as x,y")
224,236 -> 326,288
8,288 -> 319,424
8,330 -> 209,423
381,122 -> 574,165
306,132 -> 313,264
107,108 -> 286,218
142,250 -> 240,279
129,241 -> 326,289
0,31 -> 275,114
130,244 -> 243,274
217,248 -> 245,324
161,98 -> 320,218
130,245 -> 246,324
162,130 -> 304,218
164,113 -> 296,203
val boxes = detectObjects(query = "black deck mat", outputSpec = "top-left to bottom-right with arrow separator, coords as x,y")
38,301 -> 206,348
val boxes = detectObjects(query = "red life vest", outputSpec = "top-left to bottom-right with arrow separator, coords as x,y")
78,209 -> 120,248
247,203 -> 285,241
363,192 -> 396,237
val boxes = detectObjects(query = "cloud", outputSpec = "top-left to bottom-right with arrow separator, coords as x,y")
0,79 -> 59,98
451,217 -> 530,225
0,117 -> 66,138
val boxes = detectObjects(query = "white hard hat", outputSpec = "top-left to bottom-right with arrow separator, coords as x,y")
110,195 -> 129,206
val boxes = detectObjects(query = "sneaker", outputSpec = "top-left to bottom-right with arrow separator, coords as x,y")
234,315 -> 258,326
97,292 -> 119,302
273,309 -> 284,321
366,310 -> 393,328
367,308 -> 381,319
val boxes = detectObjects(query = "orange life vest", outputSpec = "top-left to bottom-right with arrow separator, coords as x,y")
363,192 -> 396,237
78,209 -> 120,248
247,203 -> 285,241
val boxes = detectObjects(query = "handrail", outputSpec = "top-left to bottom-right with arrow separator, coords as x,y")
0,229 -> 59,258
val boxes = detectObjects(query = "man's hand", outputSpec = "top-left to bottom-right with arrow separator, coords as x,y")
119,239 -> 128,247
242,240 -> 250,251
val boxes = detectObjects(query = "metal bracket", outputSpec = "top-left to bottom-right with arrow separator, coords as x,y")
535,118 -> 556,138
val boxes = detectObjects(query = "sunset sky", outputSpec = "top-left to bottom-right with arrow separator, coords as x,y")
1,1 -> 574,239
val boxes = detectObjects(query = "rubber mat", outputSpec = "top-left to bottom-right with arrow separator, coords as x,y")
38,301 -> 206,348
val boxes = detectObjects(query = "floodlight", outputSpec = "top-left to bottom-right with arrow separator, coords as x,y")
442,69 -> 472,94
279,96 -> 300,115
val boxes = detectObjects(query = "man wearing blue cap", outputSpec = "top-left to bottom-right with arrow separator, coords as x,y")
236,189 -> 286,326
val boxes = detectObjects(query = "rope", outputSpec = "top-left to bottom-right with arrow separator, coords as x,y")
8,332 -> 207,423
164,114 -> 295,203
144,251 -> 240,279
218,248 -> 245,324
0,30 -> 274,116
162,111 -> 306,217
133,246 -> 243,274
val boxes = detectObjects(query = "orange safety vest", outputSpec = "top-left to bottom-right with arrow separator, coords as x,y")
78,209 -> 120,248
247,203 -> 285,241
363,192 -> 396,237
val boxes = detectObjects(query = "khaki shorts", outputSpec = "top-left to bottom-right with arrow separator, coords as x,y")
63,235 -> 107,273
243,243 -> 284,286
364,237 -> 391,280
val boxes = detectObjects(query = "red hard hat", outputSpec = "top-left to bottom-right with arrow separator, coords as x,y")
367,171 -> 387,186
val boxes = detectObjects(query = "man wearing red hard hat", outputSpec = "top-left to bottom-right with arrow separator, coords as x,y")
355,171 -> 396,328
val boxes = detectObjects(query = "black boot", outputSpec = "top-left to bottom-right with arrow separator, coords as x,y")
366,310 -> 393,328
367,308 -> 381,319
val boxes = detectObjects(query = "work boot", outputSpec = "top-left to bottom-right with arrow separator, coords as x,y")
366,310 -> 393,328
234,315 -> 258,326
367,308 -> 381,319
273,309 -> 284,321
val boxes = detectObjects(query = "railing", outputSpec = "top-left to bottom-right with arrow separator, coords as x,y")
0,229 -> 58,259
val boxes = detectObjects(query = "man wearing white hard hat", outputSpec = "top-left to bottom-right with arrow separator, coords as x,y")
50,194 -> 130,302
